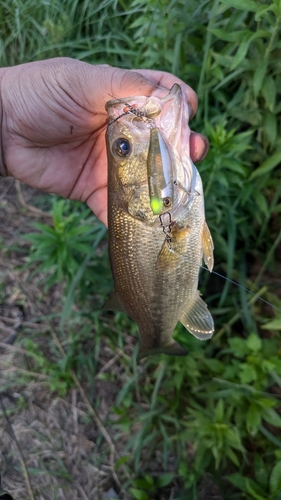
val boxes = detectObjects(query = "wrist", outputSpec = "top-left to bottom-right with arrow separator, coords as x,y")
0,67 -> 8,176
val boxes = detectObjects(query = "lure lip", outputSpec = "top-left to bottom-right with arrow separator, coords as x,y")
105,83 -> 181,109
147,127 -> 175,216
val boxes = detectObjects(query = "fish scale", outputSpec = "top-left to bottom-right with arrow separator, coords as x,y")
105,84 -> 214,359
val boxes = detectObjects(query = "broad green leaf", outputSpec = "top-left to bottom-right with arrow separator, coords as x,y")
264,111 -> 277,146
262,360 -> 276,373
156,473 -> 175,488
210,29 -> 250,42
227,473 -> 247,492
259,424 -> 281,447
223,160 -> 247,175
257,399 -> 278,410
214,399 -> 224,422
134,476 -> 154,489
226,447 -> 239,466
253,60 -> 268,97
262,75 -> 276,112
231,35 -> 252,70
255,4 -> 275,21
246,334 -> 262,353
270,461 -> 281,495
212,52 -> 234,68
129,489 -> 149,500
273,203 -> 281,213
263,408 -> 281,428
229,337 -> 248,357
212,65 -> 228,81
250,150 -> 281,179
251,29 -> 271,41
254,454 -> 268,490
220,0 -> 258,12
262,317 -> 281,330
246,479 -> 267,500
114,455 -> 129,468
246,403 -> 261,434
229,107 -> 262,126
203,359 -> 224,373
225,428 -> 244,451
271,371 -> 281,389
240,363 -> 257,384
272,1 -> 281,17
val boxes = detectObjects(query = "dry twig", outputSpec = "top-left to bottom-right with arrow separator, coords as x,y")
0,395 -> 35,500
15,181 -> 52,219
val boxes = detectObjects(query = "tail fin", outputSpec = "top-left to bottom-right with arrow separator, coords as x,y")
138,339 -> 188,360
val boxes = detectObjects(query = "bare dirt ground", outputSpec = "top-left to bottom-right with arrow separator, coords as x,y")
0,179 -> 223,500
0,179 -> 120,500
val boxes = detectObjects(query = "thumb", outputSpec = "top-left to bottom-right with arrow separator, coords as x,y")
105,67 -> 170,101
34,59 -> 169,115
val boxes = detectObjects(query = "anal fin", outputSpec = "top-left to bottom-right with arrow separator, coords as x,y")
102,291 -> 127,314
180,291 -> 214,340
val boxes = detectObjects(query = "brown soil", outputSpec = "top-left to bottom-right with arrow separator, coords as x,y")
0,179 -> 224,500
0,180 -> 119,500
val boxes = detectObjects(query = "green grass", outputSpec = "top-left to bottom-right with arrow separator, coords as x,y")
1,0 -> 281,499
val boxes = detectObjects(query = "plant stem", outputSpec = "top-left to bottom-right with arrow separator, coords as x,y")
197,0 -> 219,122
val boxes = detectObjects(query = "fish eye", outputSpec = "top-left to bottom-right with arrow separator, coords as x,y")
163,197 -> 172,207
113,138 -> 131,157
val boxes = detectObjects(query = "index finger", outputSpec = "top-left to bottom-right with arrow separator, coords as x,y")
132,69 -> 198,119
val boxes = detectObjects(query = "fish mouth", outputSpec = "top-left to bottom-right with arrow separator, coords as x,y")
105,84 -> 183,122
106,83 -> 195,217
105,83 -> 181,108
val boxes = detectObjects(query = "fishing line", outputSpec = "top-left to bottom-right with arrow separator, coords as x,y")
164,236 -> 281,313
200,265 -> 281,314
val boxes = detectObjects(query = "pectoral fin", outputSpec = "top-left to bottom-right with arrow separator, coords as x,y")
102,291 -> 127,314
156,226 -> 190,272
202,221 -> 214,272
180,291 -> 214,340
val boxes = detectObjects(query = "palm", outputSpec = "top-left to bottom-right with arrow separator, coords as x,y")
1,58 -> 206,225
7,118 -> 109,223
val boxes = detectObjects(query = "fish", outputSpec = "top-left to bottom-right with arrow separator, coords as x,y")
104,83 -> 214,359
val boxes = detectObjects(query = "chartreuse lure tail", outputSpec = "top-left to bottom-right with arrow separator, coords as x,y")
147,127 -> 174,215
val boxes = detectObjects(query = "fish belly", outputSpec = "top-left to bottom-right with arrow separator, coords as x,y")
108,205 -> 198,357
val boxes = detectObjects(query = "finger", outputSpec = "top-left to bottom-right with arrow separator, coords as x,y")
86,185 -> 108,227
65,63 -> 172,116
190,132 -> 209,163
105,67 -> 170,103
133,69 -> 198,119
89,66 -> 197,116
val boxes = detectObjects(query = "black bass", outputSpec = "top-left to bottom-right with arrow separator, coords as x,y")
105,84 -> 214,359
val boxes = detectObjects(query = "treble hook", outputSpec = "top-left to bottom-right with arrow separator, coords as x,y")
159,212 -> 173,248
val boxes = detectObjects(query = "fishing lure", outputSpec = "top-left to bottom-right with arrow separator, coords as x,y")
147,127 -> 174,216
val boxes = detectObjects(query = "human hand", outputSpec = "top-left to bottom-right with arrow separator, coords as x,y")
0,58 -> 208,225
